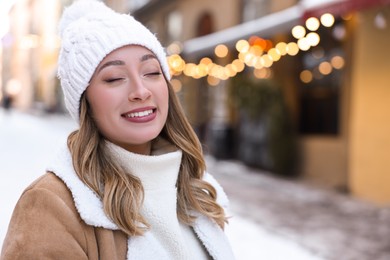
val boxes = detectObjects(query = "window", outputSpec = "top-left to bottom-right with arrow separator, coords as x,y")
197,12 -> 214,36
297,19 -> 346,135
167,11 -> 182,41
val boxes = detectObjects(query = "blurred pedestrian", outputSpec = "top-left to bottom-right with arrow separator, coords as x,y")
0,1 -> 235,259
1,94 -> 12,111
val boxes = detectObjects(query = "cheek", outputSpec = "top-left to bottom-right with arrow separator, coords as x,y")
87,86 -> 115,112
86,89 -> 109,121
158,81 -> 169,102
86,89 -> 113,137
160,87 -> 169,114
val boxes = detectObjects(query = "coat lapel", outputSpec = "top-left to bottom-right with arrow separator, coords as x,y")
193,173 -> 235,260
47,142 -> 118,230
192,213 -> 235,260
47,143 -> 235,260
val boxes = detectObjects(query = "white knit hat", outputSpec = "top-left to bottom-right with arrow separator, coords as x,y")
57,0 -> 171,122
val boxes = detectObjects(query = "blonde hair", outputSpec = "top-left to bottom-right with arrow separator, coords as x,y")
67,80 -> 227,236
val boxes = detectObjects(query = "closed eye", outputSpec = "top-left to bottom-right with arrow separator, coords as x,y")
145,72 -> 162,77
104,78 -> 123,83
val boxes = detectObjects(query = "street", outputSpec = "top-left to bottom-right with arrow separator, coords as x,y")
207,154 -> 390,259
0,109 -> 324,259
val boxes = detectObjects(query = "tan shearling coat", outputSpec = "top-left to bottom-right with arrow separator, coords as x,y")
1,143 -> 235,260
1,172 -> 128,259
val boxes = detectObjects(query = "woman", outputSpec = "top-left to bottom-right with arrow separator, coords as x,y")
0,1 -> 235,259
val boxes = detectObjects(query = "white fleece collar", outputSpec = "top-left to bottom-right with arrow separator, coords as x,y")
106,140 -> 182,191
46,141 -> 230,228
47,141 -> 235,260
47,142 -> 118,229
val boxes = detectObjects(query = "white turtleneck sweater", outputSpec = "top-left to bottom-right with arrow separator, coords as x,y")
106,139 -> 211,260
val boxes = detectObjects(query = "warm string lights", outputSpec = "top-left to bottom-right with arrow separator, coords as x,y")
300,55 -> 345,83
167,13 -> 337,86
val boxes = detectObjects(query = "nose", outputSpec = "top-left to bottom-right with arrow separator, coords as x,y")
127,78 -> 151,102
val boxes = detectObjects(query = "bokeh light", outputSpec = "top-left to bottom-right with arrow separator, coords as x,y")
167,41 -> 183,55
321,13 -> 335,27
292,25 -> 306,39
331,55 -> 345,69
236,39 -> 250,53
306,32 -> 320,46
319,61 -> 333,75
170,78 -> 182,92
286,42 -> 299,56
215,44 -> 229,58
298,37 -> 311,51
275,42 -> 287,55
254,68 -> 272,79
207,75 -> 220,86
300,70 -> 313,83
306,17 -> 320,31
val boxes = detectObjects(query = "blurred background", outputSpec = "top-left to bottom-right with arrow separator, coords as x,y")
1,0 -> 390,259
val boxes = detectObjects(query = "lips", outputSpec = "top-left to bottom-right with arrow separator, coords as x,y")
121,107 -> 157,123
123,109 -> 153,118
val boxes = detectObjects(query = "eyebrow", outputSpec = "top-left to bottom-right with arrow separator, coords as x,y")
140,53 -> 158,62
97,60 -> 125,74
97,54 -> 158,74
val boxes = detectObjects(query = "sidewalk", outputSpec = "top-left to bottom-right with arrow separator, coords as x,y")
0,110 -> 323,259
2,110 -> 389,259
206,156 -> 390,260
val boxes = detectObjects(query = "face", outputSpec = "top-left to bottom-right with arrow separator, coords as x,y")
86,45 -> 169,154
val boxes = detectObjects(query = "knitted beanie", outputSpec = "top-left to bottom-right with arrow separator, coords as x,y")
57,0 -> 171,122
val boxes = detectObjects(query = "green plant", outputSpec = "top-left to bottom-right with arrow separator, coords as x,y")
230,72 -> 297,176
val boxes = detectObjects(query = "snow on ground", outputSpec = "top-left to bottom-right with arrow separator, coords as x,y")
226,215 -> 323,259
0,110 -> 322,259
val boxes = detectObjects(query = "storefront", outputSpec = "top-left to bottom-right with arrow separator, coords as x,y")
177,0 -> 390,204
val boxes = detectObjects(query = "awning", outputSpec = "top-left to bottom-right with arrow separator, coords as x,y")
183,5 -> 302,57
303,0 -> 390,19
182,0 -> 390,57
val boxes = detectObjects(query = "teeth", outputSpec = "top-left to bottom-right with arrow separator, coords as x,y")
126,109 -> 153,118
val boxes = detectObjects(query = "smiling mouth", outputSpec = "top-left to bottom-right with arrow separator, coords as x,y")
122,109 -> 155,118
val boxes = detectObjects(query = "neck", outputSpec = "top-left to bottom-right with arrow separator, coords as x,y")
112,141 -> 152,155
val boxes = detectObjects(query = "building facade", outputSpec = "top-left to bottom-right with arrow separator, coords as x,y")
1,0 -> 389,204
1,0 -> 64,112
129,0 -> 390,205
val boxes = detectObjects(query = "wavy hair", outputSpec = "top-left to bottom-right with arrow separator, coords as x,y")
67,80 -> 227,236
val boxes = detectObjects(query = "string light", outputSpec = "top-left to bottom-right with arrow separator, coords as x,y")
275,42 -> 287,55
306,32 -> 320,47
331,55 -> 345,69
306,17 -> 320,31
300,70 -> 313,83
268,48 -> 281,61
319,61 -> 333,75
286,42 -> 299,56
236,39 -> 250,52
300,55 -> 345,83
170,78 -> 182,92
167,12 -> 337,83
207,76 -> 220,86
321,13 -> 335,27
298,37 -> 311,51
215,44 -> 228,58
292,25 -> 306,39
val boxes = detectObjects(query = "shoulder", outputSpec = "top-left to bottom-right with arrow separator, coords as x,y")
1,173 -> 91,259
12,172 -> 84,228
24,172 -> 76,210
13,172 -> 84,228
28,171 -> 69,191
